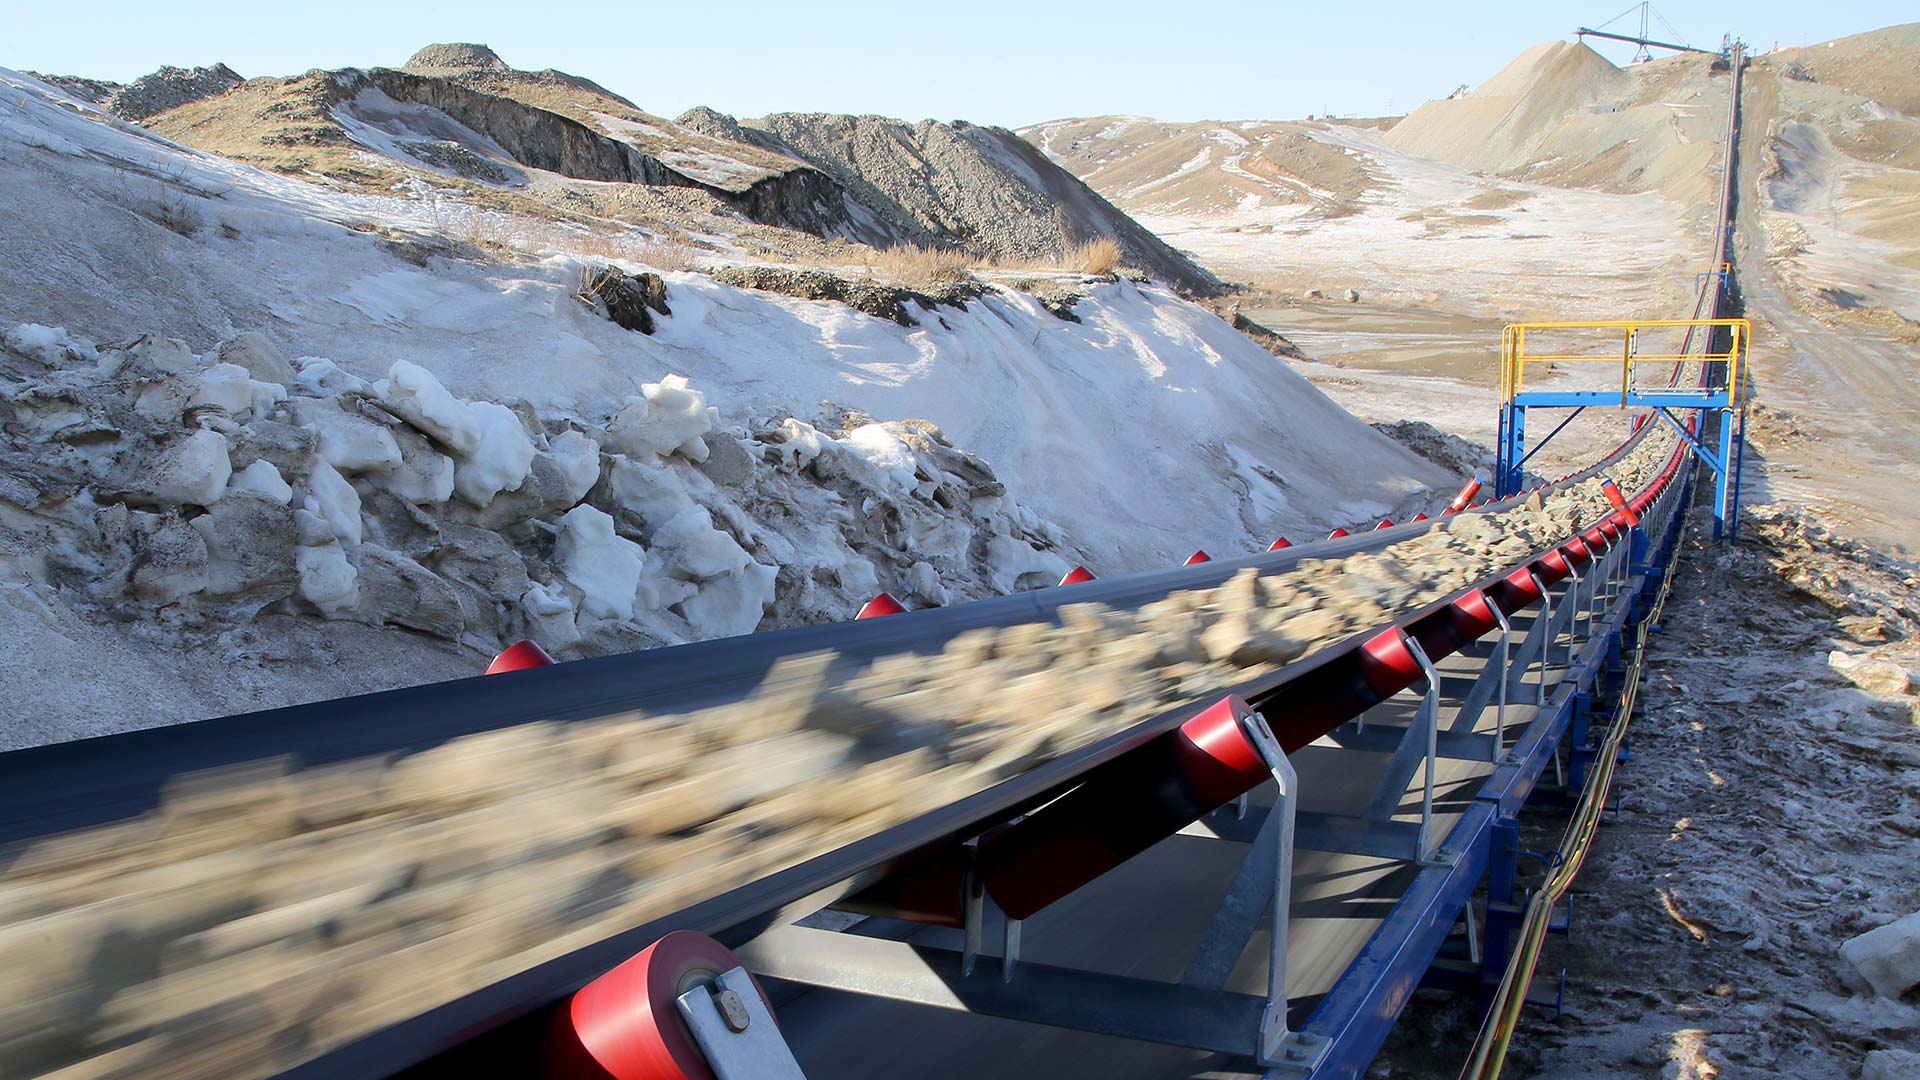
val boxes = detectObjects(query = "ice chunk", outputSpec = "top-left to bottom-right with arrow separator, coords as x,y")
680,561 -> 776,639
189,362 -> 285,421
521,581 -> 581,649
370,430 -> 455,504
548,429 -> 602,503
303,459 -> 363,546
985,534 -> 1070,594
652,508 -> 751,580
1841,910 -> 1920,999
376,360 -> 480,453
146,429 -> 232,506
608,455 -> 698,530
555,505 -> 643,621
453,401 -> 537,507
841,424 -> 921,494
3,323 -> 91,365
290,397 -> 402,474
229,459 -> 293,505
765,418 -> 829,471
296,542 -> 358,615
293,356 -> 369,396
608,374 -> 716,461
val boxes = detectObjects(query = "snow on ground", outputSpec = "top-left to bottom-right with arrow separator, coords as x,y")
1140,126 -> 1698,321
0,67 -> 1449,741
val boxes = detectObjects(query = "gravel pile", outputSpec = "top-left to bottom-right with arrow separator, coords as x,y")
0,430 -> 1673,1079
106,64 -> 244,122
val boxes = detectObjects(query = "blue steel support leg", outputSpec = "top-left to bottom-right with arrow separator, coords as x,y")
1481,814 -> 1521,1001
1497,403 -> 1526,498
1566,691 -> 1593,803
1715,408 -> 1735,542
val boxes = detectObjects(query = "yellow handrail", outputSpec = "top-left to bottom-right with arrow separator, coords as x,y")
1500,318 -> 1750,407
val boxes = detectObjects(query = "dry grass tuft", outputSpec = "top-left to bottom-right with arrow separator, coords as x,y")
863,244 -> 979,289
1073,237 -> 1124,276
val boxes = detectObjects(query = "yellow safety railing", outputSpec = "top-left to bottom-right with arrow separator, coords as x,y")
1499,319 -> 1751,406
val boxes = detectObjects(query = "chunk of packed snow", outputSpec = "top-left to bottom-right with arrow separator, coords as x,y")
1841,910 -> 1920,999
608,374 -> 716,462
521,581 -> 581,648
548,430 -> 602,503
1863,1050 -> 1920,1080
371,435 -> 456,504
767,418 -> 829,471
290,397 -> 402,474
453,401 -> 536,506
841,424 -> 921,495
680,561 -> 777,638
296,542 -> 359,615
651,508 -> 752,580
608,455 -> 698,530
228,459 -> 293,505
985,534 -> 1070,594
376,360 -> 480,453
147,429 -> 232,506
3,323 -> 90,365
555,505 -> 643,621
190,362 -> 284,421
293,357 -> 369,396
303,459 -> 363,546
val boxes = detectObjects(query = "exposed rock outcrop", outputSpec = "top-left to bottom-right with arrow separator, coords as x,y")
107,64 -> 243,121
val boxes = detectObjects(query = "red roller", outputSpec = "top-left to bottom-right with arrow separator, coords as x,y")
1445,478 -> 1483,514
546,931 -> 773,1080
1600,478 -> 1640,526
1375,518 -> 1395,530
1563,537 -> 1595,569
1184,550 -> 1212,566
1411,588 -> 1500,660
1492,564 -> 1546,612
1412,512 -> 1430,522
1058,566 -> 1097,585
1328,527 -> 1351,539
1267,536 -> 1293,551
856,592 -> 906,619
486,640 -> 555,675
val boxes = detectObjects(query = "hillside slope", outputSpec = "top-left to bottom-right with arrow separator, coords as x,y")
0,65 -> 1443,736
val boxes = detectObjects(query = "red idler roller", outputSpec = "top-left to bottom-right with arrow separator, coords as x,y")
1327,527 -> 1351,539
1184,550 -> 1212,566
1599,478 -> 1640,527
1581,525 -> 1610,553
856,592 -> 906,619
486,639 -> 555,674
1445,478 -> 1483,514
1490,563 -> 1547,614
1058,565 -> 1097,586
1561,535 -> 1595,570
1535,547 -> 1574,585
978,631 -> 1427,921
1375,518 -> 1395,530
546,931 -> 774,1080
1599,520 -> 1622,544
1267,536 -> 1293,551
1412,512 -> 1430,522
1409,587 -> 1501,661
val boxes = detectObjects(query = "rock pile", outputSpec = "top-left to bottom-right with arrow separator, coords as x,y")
0,432 -> 1672,1079
106,64 -> 244,122
0,323 -> 1076,663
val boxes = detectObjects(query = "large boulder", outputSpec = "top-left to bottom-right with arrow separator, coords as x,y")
190,492 -> 297,602
350,546 -> 465,639
127,513 -> 210,604
1841,910 -> 1920,999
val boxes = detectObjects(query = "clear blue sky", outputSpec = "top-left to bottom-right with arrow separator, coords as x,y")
2,2 -> 1909,127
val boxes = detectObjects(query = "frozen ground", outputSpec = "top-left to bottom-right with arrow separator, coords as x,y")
1137,125 -> 1697,323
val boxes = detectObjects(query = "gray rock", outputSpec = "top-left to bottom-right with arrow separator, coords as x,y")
350,546 -> 466,639
129,513 -> 210,603
227,420 -> 317,489
695,432 -> 755,487
452,451 -> 581,530
215,332 -> 296,387
190,492 -> 297,602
